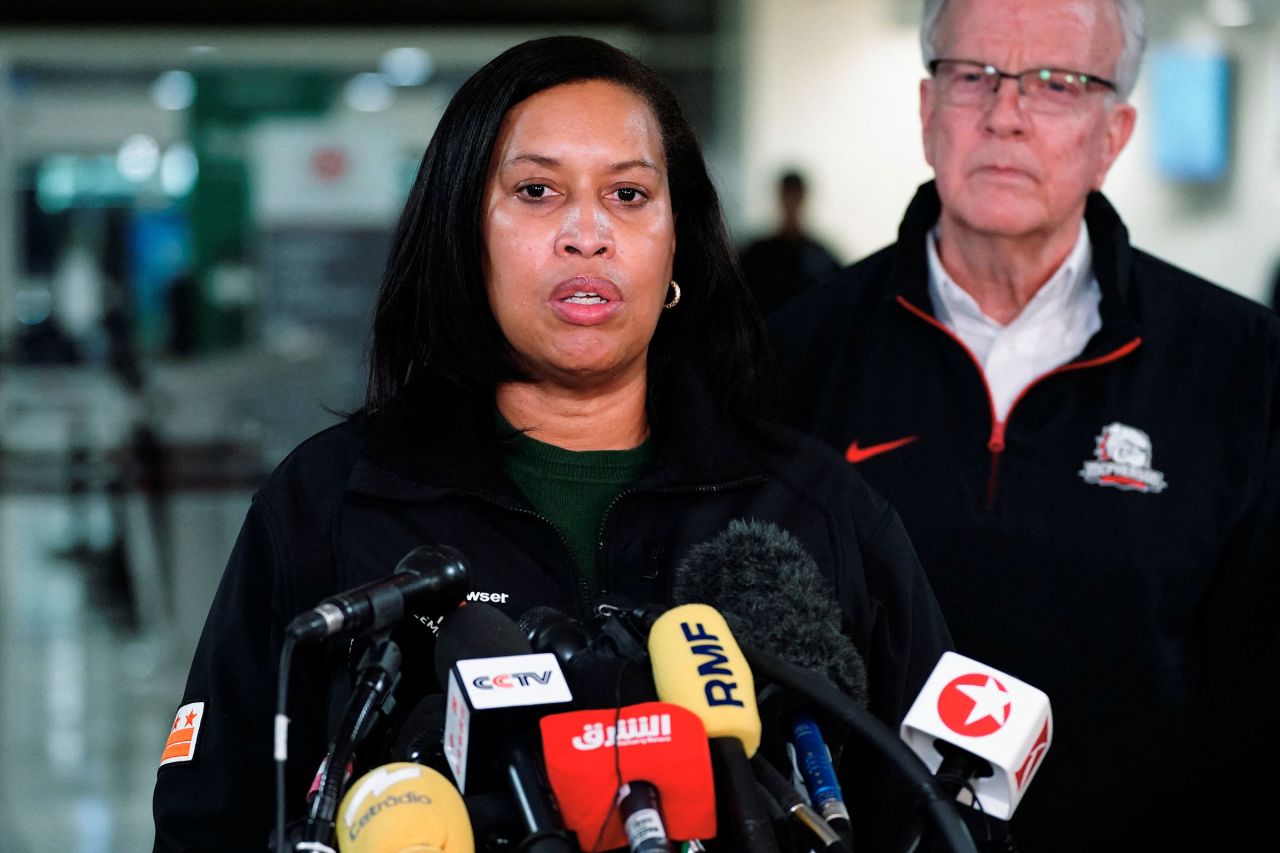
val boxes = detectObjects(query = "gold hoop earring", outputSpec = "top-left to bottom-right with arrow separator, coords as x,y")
663,280 -> 681,310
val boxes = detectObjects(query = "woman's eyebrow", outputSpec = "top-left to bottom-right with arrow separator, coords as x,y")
501,154 -> 661,174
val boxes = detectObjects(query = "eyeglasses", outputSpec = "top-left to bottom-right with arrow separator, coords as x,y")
928,59 -> 1117,115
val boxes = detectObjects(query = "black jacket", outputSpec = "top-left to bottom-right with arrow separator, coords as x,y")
770,182 -> 1280,853
152,366 -> 953,852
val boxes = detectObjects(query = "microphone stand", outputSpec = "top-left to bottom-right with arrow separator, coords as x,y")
295,635 -> 403,850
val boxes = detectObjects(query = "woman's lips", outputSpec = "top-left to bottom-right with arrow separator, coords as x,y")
548,276 -> 624,326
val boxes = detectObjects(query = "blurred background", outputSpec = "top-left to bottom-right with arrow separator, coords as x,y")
0,1 -> 1277,850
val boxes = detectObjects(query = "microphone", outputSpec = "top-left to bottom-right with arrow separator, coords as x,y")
539,701 -> 716,852
288,545 -> 469,643
900,651 -> 1053,820
391,694 -> 449,773
789,713 -> 852,835
670,517 -> 870,701
750,754 -> 852,853
672,519 -> 868,703
432,603 -> 576,853
301,638 -> 405,847
671,520 -> 863,835
647,603 -> 781,853
335,762 -> 474,853
518,605 -> 658,709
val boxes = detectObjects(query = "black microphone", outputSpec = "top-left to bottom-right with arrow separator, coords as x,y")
672,519 -> 862,837
392,694 -> 449,771
672,519 -> 868,703
433,603 -> 577,853
287,544 -> 469,643
518,605 -> 658,709
391,693 -> 531,848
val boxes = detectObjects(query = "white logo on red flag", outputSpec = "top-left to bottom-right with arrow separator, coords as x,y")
937,674 -> 1011,737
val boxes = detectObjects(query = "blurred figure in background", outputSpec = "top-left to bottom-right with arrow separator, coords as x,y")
739,169 -> 841,318
770,0 -> 1280,851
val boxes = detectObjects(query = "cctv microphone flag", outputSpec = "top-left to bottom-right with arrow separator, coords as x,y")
900,651 -> 1053,820
539,701 -> 717,850
442,652 -> 572,794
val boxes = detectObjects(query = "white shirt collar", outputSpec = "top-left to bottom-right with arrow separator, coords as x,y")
926,224 -> 1102,422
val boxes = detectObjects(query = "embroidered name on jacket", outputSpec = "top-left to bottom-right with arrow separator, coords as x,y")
1078,422 -> 1168,493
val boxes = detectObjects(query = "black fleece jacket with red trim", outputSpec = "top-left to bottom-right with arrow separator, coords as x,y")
769,181 -> 1280,853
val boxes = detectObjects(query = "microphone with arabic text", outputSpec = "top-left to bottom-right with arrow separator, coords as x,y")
432,603 -> 576,853
900,651 -> 1052,821
336,762 -> 474,853
540,701 -> 717,852
671,519 -> 866,839
647,603 -> 782,853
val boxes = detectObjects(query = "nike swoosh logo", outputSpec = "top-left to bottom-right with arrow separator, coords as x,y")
845,435 -> 918,464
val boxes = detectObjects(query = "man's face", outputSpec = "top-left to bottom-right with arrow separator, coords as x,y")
920,0 -> 1136,244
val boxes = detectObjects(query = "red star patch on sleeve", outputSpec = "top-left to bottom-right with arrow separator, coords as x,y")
160,701 -> 206,767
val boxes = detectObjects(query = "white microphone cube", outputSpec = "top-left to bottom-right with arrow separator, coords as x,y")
442,652 -> 572,793
900,651 -> 1052,819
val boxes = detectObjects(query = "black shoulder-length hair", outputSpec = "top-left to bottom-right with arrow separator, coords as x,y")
358,35 -> 767,424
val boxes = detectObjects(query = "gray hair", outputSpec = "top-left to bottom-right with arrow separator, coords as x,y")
920,0 -> 1147,101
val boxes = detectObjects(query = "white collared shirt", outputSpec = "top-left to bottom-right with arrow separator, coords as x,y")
926,224 -> 1102,422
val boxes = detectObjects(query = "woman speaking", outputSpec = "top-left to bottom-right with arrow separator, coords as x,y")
152,35 -> 952,851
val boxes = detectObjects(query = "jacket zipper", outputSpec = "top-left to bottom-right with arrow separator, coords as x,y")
594,476 -> 769,597
457,475 -> 768,614
896,296 -> 1141,509
451,489 -> 594,617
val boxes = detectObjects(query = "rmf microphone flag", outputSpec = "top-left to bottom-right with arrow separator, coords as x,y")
900,651 -> 1053,820
336,762 -> 474,853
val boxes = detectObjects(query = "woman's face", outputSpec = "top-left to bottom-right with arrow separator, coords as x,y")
482,79 -> 676,391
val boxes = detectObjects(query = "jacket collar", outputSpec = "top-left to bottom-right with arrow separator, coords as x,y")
348,363 -> 769,501
892,181 -> 1141,359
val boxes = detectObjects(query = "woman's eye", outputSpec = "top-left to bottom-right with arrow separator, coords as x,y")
615,187 -> 644,203
518,184 -> 548,199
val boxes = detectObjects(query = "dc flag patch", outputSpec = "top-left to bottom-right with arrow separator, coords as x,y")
160,701 -> 205,766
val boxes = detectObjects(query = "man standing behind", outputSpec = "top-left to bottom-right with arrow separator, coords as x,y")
770,1 -> 1280,850
739,170 -> 841,317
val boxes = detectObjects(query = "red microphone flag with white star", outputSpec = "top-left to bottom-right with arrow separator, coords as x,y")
900,652 -> 1053,819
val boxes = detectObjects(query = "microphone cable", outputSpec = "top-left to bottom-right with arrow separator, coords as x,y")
274,633 -> 298,853
586,656 -> 643,853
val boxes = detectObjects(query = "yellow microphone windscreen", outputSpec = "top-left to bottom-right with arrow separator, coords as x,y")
336,762 -> 474,853
648,603 -> 760,757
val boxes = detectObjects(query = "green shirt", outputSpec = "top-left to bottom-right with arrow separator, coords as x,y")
498,420 -> 652,596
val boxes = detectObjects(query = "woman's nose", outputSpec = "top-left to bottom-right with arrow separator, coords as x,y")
556,200 -> 614,257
